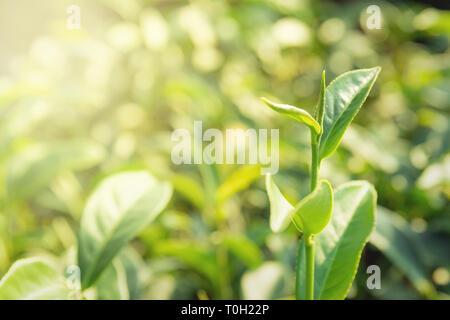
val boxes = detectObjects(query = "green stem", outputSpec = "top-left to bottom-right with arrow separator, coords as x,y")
305,234 -> 315,300
307,130 -> 319,300
295,129 -> 320,300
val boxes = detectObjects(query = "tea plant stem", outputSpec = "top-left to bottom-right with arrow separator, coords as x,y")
305,129 -> 319,300
305,234 -> 315,300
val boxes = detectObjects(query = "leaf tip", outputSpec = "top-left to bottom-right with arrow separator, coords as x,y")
260,96 -> 271,105
370,66 -> 382,77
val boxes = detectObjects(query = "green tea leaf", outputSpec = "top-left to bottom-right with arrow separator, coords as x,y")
6,140 -> 105,203
291,180 -> 333,235
118,247 -> 149,300
297,181 -> 376,299
0,258 -> 71,300
265,174 -> 294,233
319,67 -> 380,161
261,97 -> 321,134
77,171 -> 172,289
96,259 -> 129,300
95,247 -> 148,300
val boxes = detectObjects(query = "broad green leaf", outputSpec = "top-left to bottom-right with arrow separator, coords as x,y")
265,174 -> 294,232
77,171 -> 172,289
0,258 -> 71,300
222,234 -> 263,269
6,140 -> 105,203
297,181 -> 376,300
96,259 -> 129,300
291,180 -> 333,235
95,247 -> 149,300
370,206 -> 436,298
119,246 -> 151,300
118,247 -> 149,300
319,67 -> 380,161
261,97 -> 321,135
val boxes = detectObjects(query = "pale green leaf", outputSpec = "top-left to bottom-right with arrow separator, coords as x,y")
77,171 -> 172,289
266,174 -> 294,233
261,97 -> 321,134
6,140 -> 105,203
0,258 -> 71,300
319,67 -> 381,161
297,181 -> 376,299
291,180 -> 333,235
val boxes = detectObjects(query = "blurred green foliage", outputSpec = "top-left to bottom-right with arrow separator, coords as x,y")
0,0 -> 448,299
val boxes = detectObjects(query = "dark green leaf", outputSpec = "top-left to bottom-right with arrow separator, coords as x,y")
96,259 -> 129,300
319,67 -> 380,161
297,181 -> 376,299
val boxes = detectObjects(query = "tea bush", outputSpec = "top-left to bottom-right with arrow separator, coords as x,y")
0,0 -> 448,300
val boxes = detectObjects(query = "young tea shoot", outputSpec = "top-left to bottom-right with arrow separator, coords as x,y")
263,67 -> 380,300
